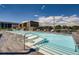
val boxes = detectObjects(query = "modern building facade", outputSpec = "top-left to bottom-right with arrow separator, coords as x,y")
0,21 -> 19,30
18,21 -> 39,31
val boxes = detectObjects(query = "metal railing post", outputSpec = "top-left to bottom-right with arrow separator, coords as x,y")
75,44 -> 77,52
24,33 -> 27,50
75,44 -> 79,52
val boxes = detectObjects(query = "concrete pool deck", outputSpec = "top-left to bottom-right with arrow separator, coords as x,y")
0,31 -> 43,55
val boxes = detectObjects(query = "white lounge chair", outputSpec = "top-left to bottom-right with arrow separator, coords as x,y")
51,29 -> 54,32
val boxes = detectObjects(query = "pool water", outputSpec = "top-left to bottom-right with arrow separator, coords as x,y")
30,32 -> 76,51
11,30 -> 78,54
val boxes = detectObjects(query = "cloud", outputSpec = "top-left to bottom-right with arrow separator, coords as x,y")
34,15 -> 39,17
38,16 -> 64,26
38,15 -> 79,26
41,5 -> 45,10
38,16 -> 57,26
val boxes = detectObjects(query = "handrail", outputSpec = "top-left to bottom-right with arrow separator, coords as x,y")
23,32 -> 29,50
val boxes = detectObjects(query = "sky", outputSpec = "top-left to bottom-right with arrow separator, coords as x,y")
0,4 -> 79,23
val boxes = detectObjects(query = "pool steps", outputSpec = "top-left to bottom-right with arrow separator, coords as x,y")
25,37 -> 44,47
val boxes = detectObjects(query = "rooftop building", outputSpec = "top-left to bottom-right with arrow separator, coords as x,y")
18,21 -> 39,31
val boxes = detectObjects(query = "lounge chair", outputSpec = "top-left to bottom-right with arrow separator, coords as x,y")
51,29 -> 54,32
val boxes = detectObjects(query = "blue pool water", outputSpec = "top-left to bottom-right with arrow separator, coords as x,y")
29,31 -> 76,51
11,30 -> 77,53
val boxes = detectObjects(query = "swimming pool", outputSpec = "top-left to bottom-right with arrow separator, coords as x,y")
9,30 -> 78,55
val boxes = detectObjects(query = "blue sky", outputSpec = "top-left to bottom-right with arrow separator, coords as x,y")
0,4 -> 79,23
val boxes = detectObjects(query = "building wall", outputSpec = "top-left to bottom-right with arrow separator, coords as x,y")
22,22 -> 28,30
18,21 -> 39,31
0,22 -> 18,29
30,21 -> 39,27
